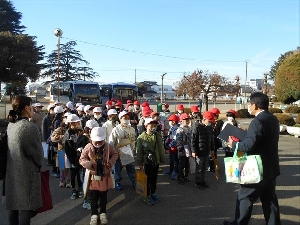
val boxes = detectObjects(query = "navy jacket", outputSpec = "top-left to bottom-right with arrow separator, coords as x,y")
232,110 -> 280,180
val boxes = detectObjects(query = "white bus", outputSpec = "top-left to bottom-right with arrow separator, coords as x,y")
49,81 -> 101,105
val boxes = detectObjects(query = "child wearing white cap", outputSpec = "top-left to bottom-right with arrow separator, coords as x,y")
93,107 -> 106,126
80,127 -> 118,225
62,114 -> 84,199
109,110 -> 136,190
102,109 -> 119,142
76,119 -> 99,210
136,118 -> 166,205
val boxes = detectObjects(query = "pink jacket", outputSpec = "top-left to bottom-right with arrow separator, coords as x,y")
80,142 -> 118,191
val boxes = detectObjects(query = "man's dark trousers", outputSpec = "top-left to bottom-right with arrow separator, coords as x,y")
234,179 -> 281,225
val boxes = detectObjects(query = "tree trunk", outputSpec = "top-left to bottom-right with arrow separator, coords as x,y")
203,93 -> 209,111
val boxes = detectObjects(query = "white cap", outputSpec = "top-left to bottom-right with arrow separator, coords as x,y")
90,127 -> 106,142
47,104 -> 55,111
84,105 -> 93,113
66,114 -> 81,123
54,105 -> 64,114
93,107 -> 102,113
77,105 -> 85,112
64,112 -> 72,117
66,101 -> 74,110
85,120 -> 99,129
75,103 -> 82,108
118,110 -> 129,119
107,109 -> 117,116
33,103 -> 44,107
144,118 -> 159,126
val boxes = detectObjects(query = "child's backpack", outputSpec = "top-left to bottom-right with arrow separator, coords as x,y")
0,131 -> 8,180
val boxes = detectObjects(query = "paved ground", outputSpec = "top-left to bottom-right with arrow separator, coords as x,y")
0,119 -> 300,225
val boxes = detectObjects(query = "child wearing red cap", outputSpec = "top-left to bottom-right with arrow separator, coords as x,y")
175,113 -> 192,185
221,109 -> 240,157
163,114 -> 180,180
209,107 -> 224,172
191,111 -> 215,189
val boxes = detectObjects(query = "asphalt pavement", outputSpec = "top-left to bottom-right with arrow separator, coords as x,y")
0,119 -> 300,225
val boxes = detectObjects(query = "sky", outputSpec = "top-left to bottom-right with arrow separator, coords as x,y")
10,0 -> 300,86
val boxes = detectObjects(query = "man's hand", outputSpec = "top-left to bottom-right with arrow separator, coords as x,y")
192,152 -> 196,158
227,137 -> 233,148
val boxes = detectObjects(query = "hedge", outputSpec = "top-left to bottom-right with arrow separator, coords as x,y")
296,114 -> 300,124
268,108 -> 283,114
274,113 -> 296,126
285,106 -> 300,114
237,109 -> 252,118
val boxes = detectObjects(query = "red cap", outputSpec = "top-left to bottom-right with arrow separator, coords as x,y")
115,100 -> 122,107
142,107 -> 152,117
210,108 -> 220,115
177,104 -> 184,111
134,100 -> 140,106
203,111 -> 216,122
150,111 -> 159,117
162,102 -> 169,108
168,114 -> 180,122
179,113 -> 190,121
106,100 -> 112,106
127,100 -> 133,104
191,105 -> 199,113
227,109 -> 238,117
142,102 -> 149,107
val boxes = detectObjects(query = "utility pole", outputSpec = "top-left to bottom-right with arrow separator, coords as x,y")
161,73 -> 167,103
244,60 -> 248,108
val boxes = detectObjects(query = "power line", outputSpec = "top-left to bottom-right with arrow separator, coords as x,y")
62,36 -> 245,63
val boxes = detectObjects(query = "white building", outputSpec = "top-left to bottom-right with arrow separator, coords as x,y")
249,79 -> 263,91
151,85 -> 176,99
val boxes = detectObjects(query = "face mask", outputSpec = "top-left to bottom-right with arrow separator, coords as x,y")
169,121 -> 173,127
178,110 -> 183,114
228,117 -> 234,122
94,115 -> 101,120
248,105 -> 254,115
128,106 -> 134,112
122,120 -> 130,125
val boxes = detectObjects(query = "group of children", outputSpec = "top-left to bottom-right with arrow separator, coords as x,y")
33,99 -> 240,225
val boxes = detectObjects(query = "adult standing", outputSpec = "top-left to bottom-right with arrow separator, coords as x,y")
31,102 -> 46,139
6,95 -> 44,224
224,92 -> 281,225
42,104 -> 55,166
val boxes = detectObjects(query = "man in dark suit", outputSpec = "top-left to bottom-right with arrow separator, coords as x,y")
224,92 -> 281,225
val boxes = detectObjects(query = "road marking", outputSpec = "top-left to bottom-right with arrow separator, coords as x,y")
75,194 -> 126,225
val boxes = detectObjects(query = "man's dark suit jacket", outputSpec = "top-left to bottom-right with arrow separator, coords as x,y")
232,110 -> 280,181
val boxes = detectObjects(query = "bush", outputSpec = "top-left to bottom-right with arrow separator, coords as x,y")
237,109 -> 252,118
285,106 -> 300,114
296,114 -> 300,124
274,113 -> 296,126
268,108 -> 283,114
